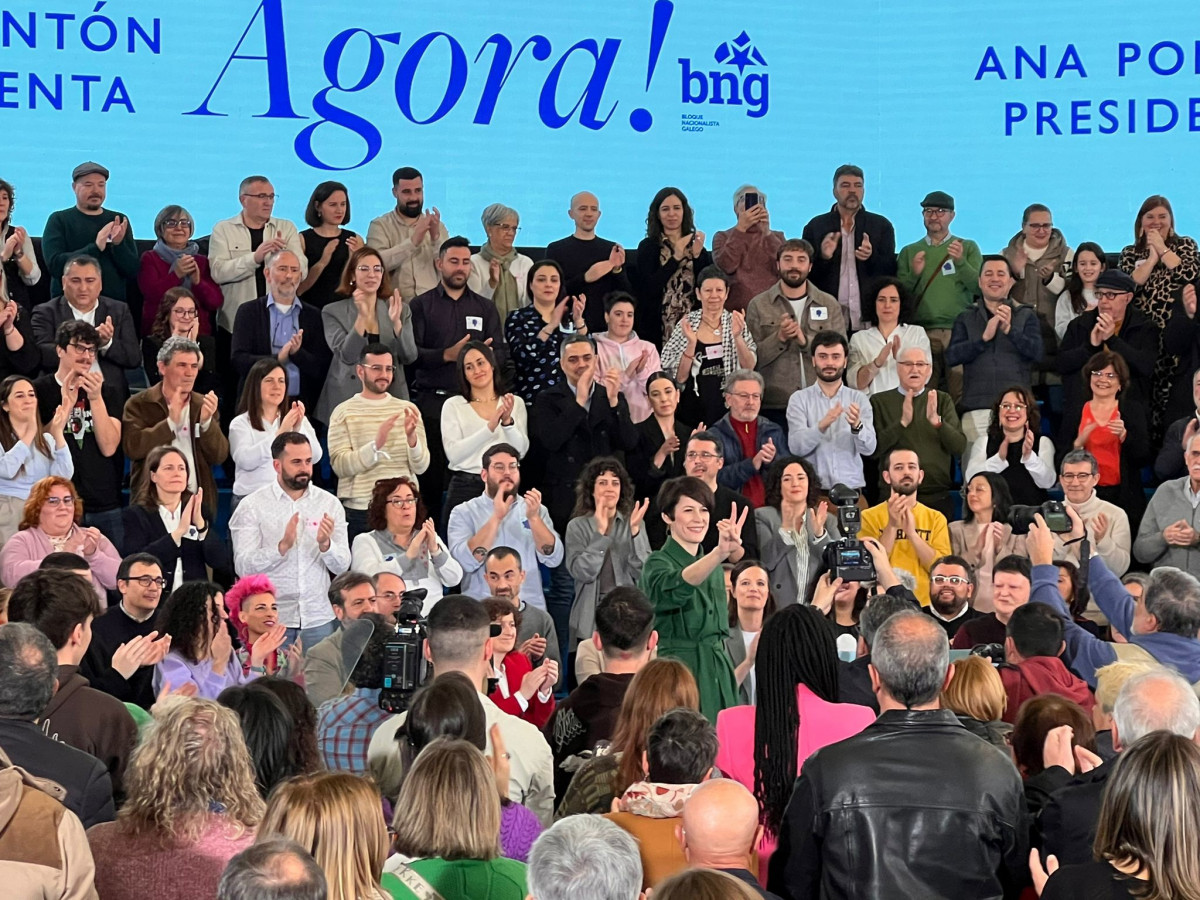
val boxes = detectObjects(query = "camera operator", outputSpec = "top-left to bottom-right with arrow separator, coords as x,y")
302,572 -> 382,709
315,612 -> 393,774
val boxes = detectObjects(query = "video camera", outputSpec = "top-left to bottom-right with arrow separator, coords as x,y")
1007,500 -> 1071,535
379,588 -> 429,714
821,484 -> 876,583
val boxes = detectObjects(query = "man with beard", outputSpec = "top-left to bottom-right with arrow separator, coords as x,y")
484,546 -> 562,680
859,448 -> 951,607
410,236 -> 510,528
923,555 -> 984,639
41,161 -> 138,304
448,442 -> 563,609
230,431 -> 351,649
328,342 -> 428,540
545,191 -> 632,334
366,166 -> 449,301
746,239 -> 846,435
785,332 -> 875,498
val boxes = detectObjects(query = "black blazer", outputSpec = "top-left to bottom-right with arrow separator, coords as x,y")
31,295 -> 139,399
120,502 -> 232,585
0,305 -> 43,380
1028,759 -> 1111,866
230,295 -> 330,412
801,206 -> 898,305
1164,296 -> 1200,424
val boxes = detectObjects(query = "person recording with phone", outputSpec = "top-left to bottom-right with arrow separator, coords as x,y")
712,185 -> 785,312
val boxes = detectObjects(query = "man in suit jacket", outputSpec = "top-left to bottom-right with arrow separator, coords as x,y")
122,337 -> 229,519
529,334 -> 639,529
32,255 -> 139,400
231,250 -> 330,414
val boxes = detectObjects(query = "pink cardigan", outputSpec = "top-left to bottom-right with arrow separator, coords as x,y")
0,526 -> 121,602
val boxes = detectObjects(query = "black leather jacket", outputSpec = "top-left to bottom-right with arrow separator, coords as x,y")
769,708 -> 1028,900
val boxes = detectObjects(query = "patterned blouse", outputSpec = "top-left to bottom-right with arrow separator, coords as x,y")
505,306 -> 567,405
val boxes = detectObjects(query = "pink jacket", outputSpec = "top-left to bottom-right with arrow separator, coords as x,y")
0,527 -> 120,602
593,332 -> 662,424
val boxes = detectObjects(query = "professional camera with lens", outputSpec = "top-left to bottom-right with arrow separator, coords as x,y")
379,588 -> 429,714
821,483 -> 876,583
1007,500 -> 1071,535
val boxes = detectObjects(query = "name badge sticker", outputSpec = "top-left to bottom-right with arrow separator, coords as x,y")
810,306 -> 829,321
466,316 -> 483,331
705,344 -> 724,360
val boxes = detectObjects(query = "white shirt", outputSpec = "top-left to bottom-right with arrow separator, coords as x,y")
963,435 -> 1057,490
156,502 -> 189,591
439,395 -> 530,474
228,412 -> 323,497
169,405 -> 200,494
741,629 -> 758,704
229,480 -> 351,628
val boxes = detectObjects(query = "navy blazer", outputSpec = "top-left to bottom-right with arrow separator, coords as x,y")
230,295 -> 331,414
31,295 -> 140,398
120,502 -> 232,587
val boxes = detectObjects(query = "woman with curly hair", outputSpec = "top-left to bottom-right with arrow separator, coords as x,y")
224,575 -> 303,679
87,698 -> 265,900
564,456 -> 651,645
254,676 -> 323,777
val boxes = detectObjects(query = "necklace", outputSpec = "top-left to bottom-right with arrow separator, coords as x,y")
470,396 -> 498,404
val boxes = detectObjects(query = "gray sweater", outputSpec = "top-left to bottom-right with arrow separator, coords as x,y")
1134,477 -> 1200,575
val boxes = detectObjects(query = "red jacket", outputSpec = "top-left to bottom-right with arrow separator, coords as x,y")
137,251 -> 223,335
489,651 -> 555,729
999,656 -> 1095,724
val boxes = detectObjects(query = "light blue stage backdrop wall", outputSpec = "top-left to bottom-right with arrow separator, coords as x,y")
3,0 -> 1200,251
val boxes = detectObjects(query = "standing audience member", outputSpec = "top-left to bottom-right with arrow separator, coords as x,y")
1054,241 -> 1105,339
963,386 -> 1056,507
0,176 -> 41,312
848,277 -> 931,396
505,260 -> 577,407
545,191 -> 632,334
950,471 -> 1024,603
711,370 -> 785,509
939,655 -> 1011,750
630,372 -> 693,509
297,181 -> 362,310
998,602 -> 1095,724
138,204 -> 223,333
142,288 -> 219,394
1164,280 -> 1200,424
468,203 -> 534,320
712,185 -> 784,313
1000,203 -> 1070,362
218,839 -> 329,900
672,431 -> 759,562
484,548 -> 562,685
301,574 -> 380,709
636,186 -> 711,345
679,779 -> 784,900
593,292 -> 661,423
224,576 -> 304,680
526,815 -> 643,900
0,376 -> 72,542
218,684 -> 302,798
365,166 -> 448,300
1155,368 -> 1200,481
726,560 -> 776,703
753,457 -> 838,609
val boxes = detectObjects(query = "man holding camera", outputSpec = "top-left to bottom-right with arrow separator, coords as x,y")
302,572 -> 381,709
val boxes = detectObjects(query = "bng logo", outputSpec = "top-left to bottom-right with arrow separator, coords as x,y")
680,31 -> 769,119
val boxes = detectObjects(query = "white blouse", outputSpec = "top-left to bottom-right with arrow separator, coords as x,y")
228,412 -> 323,497
847,324 -> 932,396
440,394 -> 529,474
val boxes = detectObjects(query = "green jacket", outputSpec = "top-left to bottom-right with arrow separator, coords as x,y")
383,857 -> 528,900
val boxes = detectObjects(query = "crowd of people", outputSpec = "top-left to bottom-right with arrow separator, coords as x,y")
1,160 -> 1200,899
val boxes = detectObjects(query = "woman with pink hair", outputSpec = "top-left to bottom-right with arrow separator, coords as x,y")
225,574 -> 303,680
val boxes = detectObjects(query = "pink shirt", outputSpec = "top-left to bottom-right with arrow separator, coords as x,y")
593,332 -> 662,423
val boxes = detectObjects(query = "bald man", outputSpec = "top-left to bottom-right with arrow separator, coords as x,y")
545,191 -> 632,333
678,779 -> 782,900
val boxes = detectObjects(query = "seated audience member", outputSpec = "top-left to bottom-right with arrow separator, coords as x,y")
1156,367 -> 1200,481
639,476 -> 743,721
218,838 -> 329,900
440,340 -> 529,528
940,654 -> 1011,750
593,292 -> 661,423
629,372 -> 693,506
505,259 -> 574,407
963,386 -> 1056,506
745,239 -> 847,430
1034,731 -> 1200,900
679,779 -> 783,900
230,432 -> 351,650
1057,449 -> 1131,577
79,553 -> 170,708
753,457 -> 838,608
526,815 -> 643,900
785,332 -> 875,495
385,738 -> 529,900
1136,431 -> 1200,576
448,443 -> 563,613
952,554 -> 1032,649
218,683 -> 300,798
711,185 -> 785,313
225,576 -> 305,680
32,255 -> 139,400
715,605 -> 875,870
255,676 -> 323,778
317,245 -> 415,425
0,623 -> 113,828
367,595 -> 555,825
467,203 -> 533,318
484,598 -> 557,729
301,572 -> 379,708
604,708 -> 717,889
88,699 -> 263,900
123,336 -> 228,520
7,569 -> 137,798
545,587 -> 657,798
951,472 -> 1024,597
565,457 -> 651,646
0,476 -> 118,598
924,555 -> 985,639
726,560 -> 776,704
1066,349 -> 1151,530
484,547 -> 561,680
155,581 -> 284,700
660,267 -> 758,428
711,371 -> 784,506
138,204 -> 223,335
945,255 -> 1043,442
659,431 -> 759,560
999,602 -> 1095,725
1053,240 -> 1105,339
1036,668 -> 1200,870
769,612 -> 1027,900
122,446 -> 229,591
636,186 -> 711,346
1028,510 -> 1200,687
142,288 -> 218,393
847,277 -> 931,396
557,658 -> 699,819
868,347 -> 966,519
315,612 -> 392,774
259,772 -> 392,900
859,448 -> 952,607
350,477 -> 460,612
328,342 -> 428,539
230,358 -> 323,505
35,320 -> 123,540
0,376 -> 73,545
1011,694 -> 1096,781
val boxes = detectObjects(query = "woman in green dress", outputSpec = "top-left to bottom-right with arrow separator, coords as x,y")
638,475 -> 743,721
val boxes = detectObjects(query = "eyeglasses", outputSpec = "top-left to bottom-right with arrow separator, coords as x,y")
43,496 -> 79,507
488,462 -> 520,473
999,402 -> 1026,412
67,342 -> 97,357
1093,291 -> 1125,301
126,575 -> 167,588
1027,223 -> 1053,230
375,592 -> 402,603
1059,472 -> 1095,482
386,498 -> 417,508
163,219 -> 192,229
897,361 -> 931,369
922,208 -> 950,216
727,391 -> 762,402
1090,370 -> 1119,380
172,308 -> 198,318
492,224 -> 520,234
362,364 -> 394,374
355,265 -> 385,274
931,575 -> 969,585
685,451 -> 721,461
242,192 -> 276,201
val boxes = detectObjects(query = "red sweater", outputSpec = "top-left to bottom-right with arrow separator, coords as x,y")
999,656 -> 1096,724
732,417 -> 766,509
489,651 -> 555,729
137,251 -> 224,335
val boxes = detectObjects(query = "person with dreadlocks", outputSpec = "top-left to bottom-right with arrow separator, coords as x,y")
714,604 -> 875,880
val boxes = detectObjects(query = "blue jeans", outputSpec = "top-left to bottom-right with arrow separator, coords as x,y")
284,618 -> 340,655
84,508 -> 125,554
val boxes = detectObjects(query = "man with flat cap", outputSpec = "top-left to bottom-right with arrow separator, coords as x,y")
897,191 -> 982,401
41,162 -> 138,304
